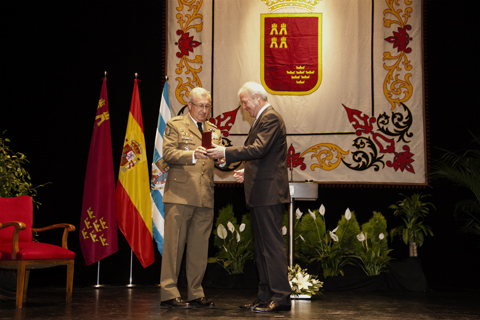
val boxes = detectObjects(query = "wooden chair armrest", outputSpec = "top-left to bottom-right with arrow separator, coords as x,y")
32,223 -> 76,250
0,221 -> 26,259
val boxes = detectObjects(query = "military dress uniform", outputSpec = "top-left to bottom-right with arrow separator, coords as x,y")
160,113 -> 222,302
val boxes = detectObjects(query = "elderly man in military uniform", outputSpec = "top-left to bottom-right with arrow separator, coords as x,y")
159,87 -> 223,309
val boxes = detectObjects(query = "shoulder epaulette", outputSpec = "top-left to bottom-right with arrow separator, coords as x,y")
171,115 -> 183,121
208,121 -> 218,129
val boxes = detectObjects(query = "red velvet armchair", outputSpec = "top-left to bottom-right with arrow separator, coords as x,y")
0,195 -> 75,308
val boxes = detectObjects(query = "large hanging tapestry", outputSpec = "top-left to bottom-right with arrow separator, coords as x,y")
167,0 -> 427,186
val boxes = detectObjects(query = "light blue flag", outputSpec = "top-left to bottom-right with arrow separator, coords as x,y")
150,82 -> 171,255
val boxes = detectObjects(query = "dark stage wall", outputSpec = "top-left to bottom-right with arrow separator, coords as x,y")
2,0 -> 479,291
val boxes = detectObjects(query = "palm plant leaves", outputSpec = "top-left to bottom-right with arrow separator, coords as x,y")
431,131 -> 480,239
389,193 -> 435,249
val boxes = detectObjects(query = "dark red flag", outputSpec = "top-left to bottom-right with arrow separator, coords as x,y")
80,77 -> 118,266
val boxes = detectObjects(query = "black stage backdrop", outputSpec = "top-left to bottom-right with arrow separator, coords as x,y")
1,0 -> 479,291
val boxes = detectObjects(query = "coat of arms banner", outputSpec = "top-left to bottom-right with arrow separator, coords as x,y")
167,0 -> 427,186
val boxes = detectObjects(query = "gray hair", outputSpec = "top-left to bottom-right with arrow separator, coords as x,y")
238,81 -> 268,101
189,87 -> 211,104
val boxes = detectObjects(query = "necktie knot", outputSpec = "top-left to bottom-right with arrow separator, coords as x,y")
197,122 -> 203,133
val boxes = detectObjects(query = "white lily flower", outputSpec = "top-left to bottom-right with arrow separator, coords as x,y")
319,204 -> 325,216
332,226 -> 339,233
239,223 -> 245,232
227,221 -> 235,233
329,231 -> 339,242
357,232 -> 365,241
217,224 -> 228,240
345,208 -> 352,220
379,233 -> 385,240
295,208 -> 303,220
236,231 -> 241,242
308,209 -> 316,220
291,272 -> 312,290
282,226 -> 288,236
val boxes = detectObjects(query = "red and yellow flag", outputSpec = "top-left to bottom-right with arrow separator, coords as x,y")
116,79 -> 154,268
80,77 -> 118,266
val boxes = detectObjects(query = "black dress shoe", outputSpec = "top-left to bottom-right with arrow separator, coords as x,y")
239,298 -> 266,310
253,300 -> 291,313
188,297 -> 216,308
160,297 -> 191,309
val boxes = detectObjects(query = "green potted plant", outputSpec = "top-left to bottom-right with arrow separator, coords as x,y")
0,132 -> 47,207
351,211 -> 393,276
389,193 -> 435,257
297,206 -> 360,278
208,204 -> 255,275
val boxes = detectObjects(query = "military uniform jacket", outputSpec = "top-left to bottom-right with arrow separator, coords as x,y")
225,105 -> 290,208
162,113 -> 222,208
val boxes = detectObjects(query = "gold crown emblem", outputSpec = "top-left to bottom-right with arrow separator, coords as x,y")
262,0 -> 321,12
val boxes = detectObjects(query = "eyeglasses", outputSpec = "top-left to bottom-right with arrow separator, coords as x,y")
191,102 -> 211,110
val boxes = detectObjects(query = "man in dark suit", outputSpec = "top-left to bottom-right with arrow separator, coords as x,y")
207,81 -> 291,313
160,87 -> 222,309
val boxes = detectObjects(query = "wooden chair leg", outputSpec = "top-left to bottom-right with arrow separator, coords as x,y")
66,260 -> 74,303
16,261 -> 27,308
22,269 -> 31,304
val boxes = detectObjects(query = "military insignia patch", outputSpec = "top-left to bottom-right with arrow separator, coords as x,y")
261,13 -> 323,95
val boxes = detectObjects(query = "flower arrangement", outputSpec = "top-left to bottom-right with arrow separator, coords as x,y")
288,264 -> 323,297
351,211 -> 393,276
208,204 -> 254,274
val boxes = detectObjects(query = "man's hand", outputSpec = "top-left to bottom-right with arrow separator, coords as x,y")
233,169 -> 244,183
215,158 -> 226,165
207,143 -> 225,159
194,146 -> 209,159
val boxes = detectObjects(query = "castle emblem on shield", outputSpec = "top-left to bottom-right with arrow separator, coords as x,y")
261,13 -> 322,95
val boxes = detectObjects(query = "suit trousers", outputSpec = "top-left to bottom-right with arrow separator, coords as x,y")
160,203 -> 213,301
251,204 -> 292,306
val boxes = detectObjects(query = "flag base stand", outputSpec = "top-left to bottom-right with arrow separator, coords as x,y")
92,262 -> 110,288
126,284 -> 137,287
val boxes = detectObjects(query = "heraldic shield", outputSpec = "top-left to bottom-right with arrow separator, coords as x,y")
261,13 -> 322,95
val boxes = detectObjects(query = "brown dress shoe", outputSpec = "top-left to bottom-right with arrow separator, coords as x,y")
239,298 -> 266,310
253,300 -> 291,313
188,297 -> 216,308
160,297 -> 191,309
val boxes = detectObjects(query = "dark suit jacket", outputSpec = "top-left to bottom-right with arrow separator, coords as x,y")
225,105 -> 290,208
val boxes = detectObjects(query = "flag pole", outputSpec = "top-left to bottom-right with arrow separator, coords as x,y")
92,71 -> 109,290
93,261 -> 106,288
93,71 -> 107,289
126,72 -> 137,288
127,249 -> 136,287
155,75 -> 169,288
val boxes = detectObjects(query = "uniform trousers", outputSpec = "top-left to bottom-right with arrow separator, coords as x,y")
251,204 -> 292,306
160,203 -> 213,301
